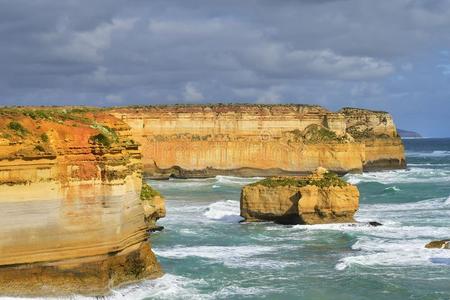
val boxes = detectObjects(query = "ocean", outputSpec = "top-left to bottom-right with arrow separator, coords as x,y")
8,138 -> 450,300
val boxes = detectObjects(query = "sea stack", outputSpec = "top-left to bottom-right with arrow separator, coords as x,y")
240,167 -> 359,224
0,108 -> 164,296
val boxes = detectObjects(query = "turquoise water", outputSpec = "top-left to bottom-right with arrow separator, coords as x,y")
127,138 -> 450,300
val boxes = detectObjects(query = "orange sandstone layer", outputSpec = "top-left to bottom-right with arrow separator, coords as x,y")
110,104 -> 406,178
0,109 -> 163,296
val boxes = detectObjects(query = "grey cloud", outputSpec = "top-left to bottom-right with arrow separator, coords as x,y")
0,0 -> 450,136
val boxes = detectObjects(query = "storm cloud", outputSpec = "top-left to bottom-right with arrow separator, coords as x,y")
0,0 -> 450,136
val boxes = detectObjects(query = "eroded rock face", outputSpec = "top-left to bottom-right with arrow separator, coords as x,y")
240,169 -> 359,224
141,180 -> 166,230
0,108 -> 163,296
111,104 -> 406,178
425,240 -> 450,249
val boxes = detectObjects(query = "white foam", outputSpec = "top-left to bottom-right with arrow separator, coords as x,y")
109,274 -> 208,300
203,200 -> 243,223
359,197 -> 449,212
344,168 -> 450,184
407,150 -> 450,158
148,178 -> 214,189
154,245 -> 294,269
445,196 -> 450,205
215,175 -> 262,186
384,186 -> 400,192
211,285 -> 283,298
0,274 -> 208,300
336,237 -> 450,270
293,220 -> 450,240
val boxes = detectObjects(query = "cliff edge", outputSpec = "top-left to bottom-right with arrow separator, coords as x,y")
0,108 -> 164,296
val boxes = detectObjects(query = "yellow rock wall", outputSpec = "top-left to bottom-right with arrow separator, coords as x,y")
0,111 -> 162,296
111,104 -> 405,178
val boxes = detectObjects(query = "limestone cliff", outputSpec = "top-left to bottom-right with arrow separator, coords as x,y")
240,168 -> 359,224
110,104 -> 405,178
0,108 -> 164,296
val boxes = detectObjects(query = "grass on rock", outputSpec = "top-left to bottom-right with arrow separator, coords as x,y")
140,180 -> 161,201
251,172 -> 349,188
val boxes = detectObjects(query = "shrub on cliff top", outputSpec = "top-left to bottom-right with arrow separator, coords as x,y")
252,172 -> 348,188
7,121 -> 28,136
140,180 -> 161,201
40,133 -> 49,142
90,133 -> 112,147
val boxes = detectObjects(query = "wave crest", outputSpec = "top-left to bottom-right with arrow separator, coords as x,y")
203,200 -> 243,223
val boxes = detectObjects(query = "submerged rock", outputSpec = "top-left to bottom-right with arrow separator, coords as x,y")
425,240 -> 450,249
240,168 -> 359,224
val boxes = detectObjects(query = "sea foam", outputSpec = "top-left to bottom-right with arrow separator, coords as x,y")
344,167 -> 450,184
203,200 -> 243,223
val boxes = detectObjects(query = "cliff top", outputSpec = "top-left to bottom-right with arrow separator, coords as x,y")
0,104 -> 391,115
0,108 -> 132,160
339,107 -> 388,115
250,169 -> 349,188
114,104 -> 390,115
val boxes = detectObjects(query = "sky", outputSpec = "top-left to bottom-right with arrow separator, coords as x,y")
0,0 -> 449,137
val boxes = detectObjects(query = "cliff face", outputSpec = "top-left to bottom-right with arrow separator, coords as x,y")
240,168 -> 359,224
111,104 -> 405,178
0,108 -> 163,296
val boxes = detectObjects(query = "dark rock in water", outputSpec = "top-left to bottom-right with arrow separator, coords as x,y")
149,226 -> 165,232
425,240 -> 450,249
368,221 -> 383,227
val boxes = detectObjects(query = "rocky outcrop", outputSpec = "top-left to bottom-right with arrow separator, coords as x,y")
111,104 -> 406,178
0,108 -> 164,296
240,168 -> 359,224
141,180 -> 166,231
425,240 -> 450,249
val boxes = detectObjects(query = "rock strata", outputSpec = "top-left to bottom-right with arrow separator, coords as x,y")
0,108 -> 164,296
240,168 -> 359,224
111,104 -> 406,178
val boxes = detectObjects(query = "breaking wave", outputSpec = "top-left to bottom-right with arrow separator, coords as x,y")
344,168 -> 450,184
407,150 -> 450,158
203,200 -> 243,223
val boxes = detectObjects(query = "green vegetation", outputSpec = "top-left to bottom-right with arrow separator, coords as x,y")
140,180 -> 161,201
90,123 -> 118,141
0,107 -> 96,124
7,121 -> 28,136
347,126 -> 373,140
1,133 -> 12,139
40,133 -> 49,142
251,172 -> 348,188
89,123 -> 118,148
302,125 -> 346,143
34,145 -> 45,152
90,133 -> 112,147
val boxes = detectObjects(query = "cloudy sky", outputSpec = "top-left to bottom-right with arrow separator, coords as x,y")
0,0 -> 449,136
